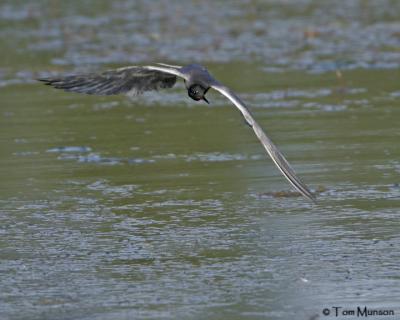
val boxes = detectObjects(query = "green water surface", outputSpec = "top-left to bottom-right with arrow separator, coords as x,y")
1,1 -> 400,319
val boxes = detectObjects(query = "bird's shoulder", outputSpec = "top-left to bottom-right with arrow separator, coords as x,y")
181,64 -> 216,87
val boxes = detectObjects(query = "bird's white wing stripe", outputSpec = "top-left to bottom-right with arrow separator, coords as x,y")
212,84 -> 315,202
144,65 -> 188,81
156,62 -> 183,69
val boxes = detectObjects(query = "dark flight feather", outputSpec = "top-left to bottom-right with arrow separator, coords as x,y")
38,67 -> 177,96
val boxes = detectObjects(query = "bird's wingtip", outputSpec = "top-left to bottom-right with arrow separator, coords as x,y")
308,193 -> 318,204
37,78 -> 53,84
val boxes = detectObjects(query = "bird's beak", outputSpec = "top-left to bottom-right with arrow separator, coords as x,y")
203,96 -> 209,104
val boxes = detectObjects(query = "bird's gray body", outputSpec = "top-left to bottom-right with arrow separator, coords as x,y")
39,63 -> 316,202
179,64 -> 218,89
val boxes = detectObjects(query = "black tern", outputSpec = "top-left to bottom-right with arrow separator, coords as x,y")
39,63 -> 315,202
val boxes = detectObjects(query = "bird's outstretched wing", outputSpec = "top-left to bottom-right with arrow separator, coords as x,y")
38,65 -> 186,96
211,83 -> 316,202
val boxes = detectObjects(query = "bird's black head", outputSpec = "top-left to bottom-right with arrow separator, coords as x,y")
188,85 -> 209,104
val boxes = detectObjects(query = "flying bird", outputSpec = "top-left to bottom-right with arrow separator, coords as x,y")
39,63 -> 315,202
